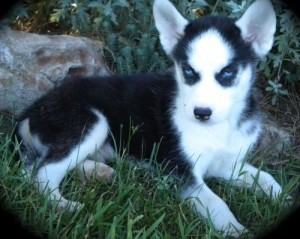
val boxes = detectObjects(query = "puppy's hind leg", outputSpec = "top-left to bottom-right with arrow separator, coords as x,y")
77,159 -> 115,183
89,142 -> 115,163
36,111 -> 110,211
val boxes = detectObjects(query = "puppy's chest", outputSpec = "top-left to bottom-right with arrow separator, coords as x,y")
176,121 -> 260,176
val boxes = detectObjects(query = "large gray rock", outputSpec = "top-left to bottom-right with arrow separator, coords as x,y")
0,27 -> 109,116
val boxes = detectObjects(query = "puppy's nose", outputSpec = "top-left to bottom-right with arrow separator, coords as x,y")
194,107 -> 212,121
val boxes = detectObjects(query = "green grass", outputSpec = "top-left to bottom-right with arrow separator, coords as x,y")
0,115 -> 299,239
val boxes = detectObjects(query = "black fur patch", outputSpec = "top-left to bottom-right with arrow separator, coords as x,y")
17,73 -> 194,178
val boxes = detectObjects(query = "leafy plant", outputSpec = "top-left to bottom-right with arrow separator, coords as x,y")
258,0 -> 300,104
266,80 -> 289,105
5,0 -> 300,100
47,0 -> 171,73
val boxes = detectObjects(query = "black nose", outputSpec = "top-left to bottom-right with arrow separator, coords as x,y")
194,107 -> 212,121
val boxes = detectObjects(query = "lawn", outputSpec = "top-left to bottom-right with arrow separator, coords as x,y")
0,109 -> 299,238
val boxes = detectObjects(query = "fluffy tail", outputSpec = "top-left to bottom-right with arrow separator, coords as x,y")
17,118 -> 47,170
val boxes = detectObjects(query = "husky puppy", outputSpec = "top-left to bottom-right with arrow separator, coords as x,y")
17,0 -> 283,237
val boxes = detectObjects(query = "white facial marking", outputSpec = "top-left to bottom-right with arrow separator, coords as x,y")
188,29 -> 233,73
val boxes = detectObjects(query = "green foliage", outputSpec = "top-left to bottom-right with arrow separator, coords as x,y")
5,0 -> 300,99
48,0 -> 171,73
0,0 -> 29,25
266,80 -> 289,105
259,0 -> 300,104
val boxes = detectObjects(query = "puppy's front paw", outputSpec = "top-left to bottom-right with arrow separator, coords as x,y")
267,181 -> 282,199
256,171 -> 282,199
223,226 -> 249,238
219,220 -> 248,238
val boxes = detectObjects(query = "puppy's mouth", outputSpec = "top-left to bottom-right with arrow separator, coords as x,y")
195,114 -> 210,121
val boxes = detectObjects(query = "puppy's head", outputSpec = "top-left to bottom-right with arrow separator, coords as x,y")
153,0 -> 276,125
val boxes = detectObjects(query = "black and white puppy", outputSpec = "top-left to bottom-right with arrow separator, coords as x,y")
17,0 -> 283,237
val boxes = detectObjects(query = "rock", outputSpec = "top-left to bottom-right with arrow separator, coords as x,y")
252,87 -> 293,155
261,120 -> 292,152
0,26 -> 109,116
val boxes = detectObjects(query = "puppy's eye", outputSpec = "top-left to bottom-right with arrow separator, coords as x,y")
181,64 -> 199,85
222,70 -> 234,80
216,66 -> 237,87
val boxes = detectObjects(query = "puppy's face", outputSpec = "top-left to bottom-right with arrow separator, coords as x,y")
172,19 -> 256,125
153,0 -> 276,125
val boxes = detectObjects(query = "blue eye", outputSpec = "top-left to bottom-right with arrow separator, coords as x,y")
222,70 -> 234,79
183,67 -> 193,78
181,64 -> 199,85
216,66 -> 237,87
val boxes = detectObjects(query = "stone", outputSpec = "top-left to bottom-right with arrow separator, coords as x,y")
0,26 -> 109,116
260,117 -> 293,153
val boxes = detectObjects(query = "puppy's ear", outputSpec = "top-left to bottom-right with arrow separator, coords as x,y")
153,0 -> 188,56
235,0 -> 276,58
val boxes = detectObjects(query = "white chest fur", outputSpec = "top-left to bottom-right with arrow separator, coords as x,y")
172,107 -> 262,179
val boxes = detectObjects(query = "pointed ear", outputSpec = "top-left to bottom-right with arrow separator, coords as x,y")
235,0 -> 276,58
153,0 -> 188,56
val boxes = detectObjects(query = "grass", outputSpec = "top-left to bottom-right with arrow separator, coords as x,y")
0,113 -> 299,239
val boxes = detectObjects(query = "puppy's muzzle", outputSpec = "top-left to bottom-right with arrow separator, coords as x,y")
194,107 -> 212,121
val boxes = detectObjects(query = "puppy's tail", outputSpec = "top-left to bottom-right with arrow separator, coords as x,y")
16,118 -> 47,171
